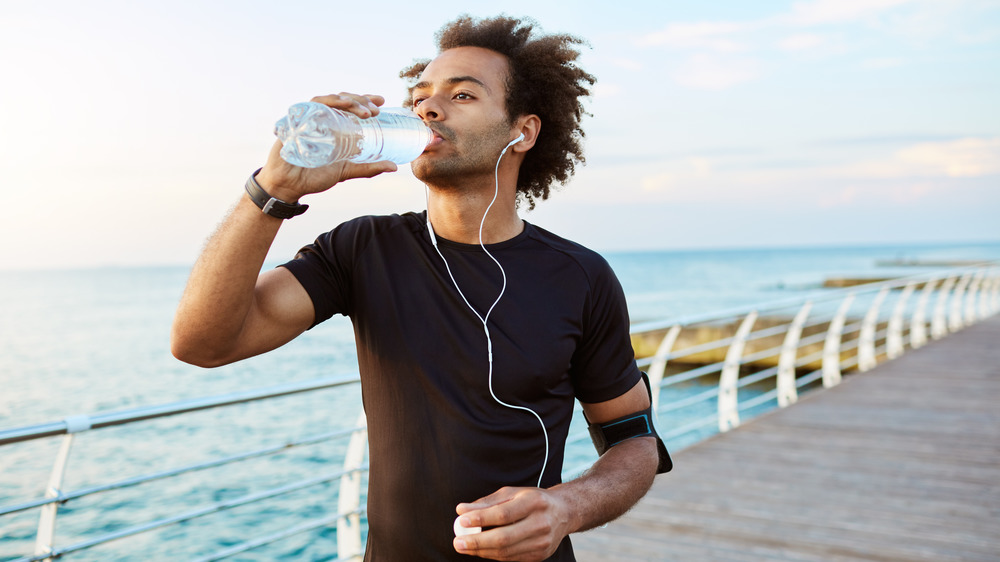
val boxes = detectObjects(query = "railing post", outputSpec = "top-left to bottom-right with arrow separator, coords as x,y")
949,272 -> 972,332
931,276 -> 956,340
823,294 -> 854,387
34,434 -> 76,560
910,278 -> 938,349
887,282 -> 915,359
990,270 -> 1000,314
777,302 -> 811,407
858,287 -> 889,372
647,325 -> 681,412
987,269 -> 1000,315
337,411 -> 368,562
965,270 -> 984,324
979,271 -> 996,319
718,311 -> 757,432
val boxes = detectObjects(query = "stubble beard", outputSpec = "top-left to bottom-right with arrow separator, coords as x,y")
413,119 -> 513,191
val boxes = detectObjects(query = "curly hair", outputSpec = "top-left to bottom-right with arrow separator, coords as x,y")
400,15 -> 595,209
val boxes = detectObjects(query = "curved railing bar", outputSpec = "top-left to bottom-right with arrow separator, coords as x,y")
629,262 -> 996,335
639,311 -> 849,371
740,344 -> 784,365
9,468 -> 368,562
794,349 -> 826,368
659,387 -> 722,415
795,370 -> 824,388
736,366 -> 780,388
659,413 -> 720,441
0,375 -> 362,447
190,509 -> 365,562
738,388 -> 781,411
0,426 -> 364,518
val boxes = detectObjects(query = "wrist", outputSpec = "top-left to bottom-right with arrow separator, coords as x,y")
547,484 -> 584,535
254,169 -> 301,204
244,168 -> 309,220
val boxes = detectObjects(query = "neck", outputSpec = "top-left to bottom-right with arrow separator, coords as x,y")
425,174 -> 523,245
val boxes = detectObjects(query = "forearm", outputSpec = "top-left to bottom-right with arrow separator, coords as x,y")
552,436 -> 658,533
171,194 -> 283,366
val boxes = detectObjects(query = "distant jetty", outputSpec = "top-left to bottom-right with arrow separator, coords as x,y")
875,259 -> 991,267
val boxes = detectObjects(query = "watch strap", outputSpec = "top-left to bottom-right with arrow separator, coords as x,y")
244,168 -> 308,219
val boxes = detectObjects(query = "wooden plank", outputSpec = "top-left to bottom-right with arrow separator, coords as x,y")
573,315 -> 1000,562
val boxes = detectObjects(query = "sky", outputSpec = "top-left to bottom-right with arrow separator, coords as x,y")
1,0 -> 998,270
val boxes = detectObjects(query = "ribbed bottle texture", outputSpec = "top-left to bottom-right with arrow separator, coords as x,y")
274,102 -> 432,168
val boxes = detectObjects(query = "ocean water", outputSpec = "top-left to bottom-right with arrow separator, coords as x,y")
1,240 -> 998,560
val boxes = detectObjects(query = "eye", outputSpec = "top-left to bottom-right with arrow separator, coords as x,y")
454,92 -> 474,101
412,97 -> 426,107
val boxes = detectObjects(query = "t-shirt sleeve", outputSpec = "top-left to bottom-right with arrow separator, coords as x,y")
569,258 -> 642,404
279,221 -> 362,328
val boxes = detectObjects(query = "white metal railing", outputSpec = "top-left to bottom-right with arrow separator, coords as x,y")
620,262 -> 999,454
0,376 -> 370,562
0,262 -> 997,560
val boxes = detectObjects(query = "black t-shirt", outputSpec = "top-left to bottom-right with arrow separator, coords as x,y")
282,212 -> 640,561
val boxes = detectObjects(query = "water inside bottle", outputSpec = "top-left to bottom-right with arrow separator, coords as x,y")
354,109 -> 433,165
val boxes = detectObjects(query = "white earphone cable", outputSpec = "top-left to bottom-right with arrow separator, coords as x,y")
426,133 -> 549,488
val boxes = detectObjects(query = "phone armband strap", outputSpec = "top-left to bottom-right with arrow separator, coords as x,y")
585,372 -> 673,474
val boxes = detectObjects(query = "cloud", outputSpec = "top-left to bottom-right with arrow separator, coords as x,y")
861,56 -> 905,68
638,158 -> 714,194
638,21 -> 752,52
819,185 -> 859,208
637,0 -> 924,90
778,33 -> 827,50
607,57 -> 643,71
592,83 -> 623,99
782,0 -> 918,26
640,171 -> 675,193
896,137 -> 1000,177
673,53 -> 762,90
828,137 -> 1000,181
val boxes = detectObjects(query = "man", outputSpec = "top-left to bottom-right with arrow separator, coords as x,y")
172,15 -> 666,562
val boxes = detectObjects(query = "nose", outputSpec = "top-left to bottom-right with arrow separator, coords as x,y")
414,95 -> 442,122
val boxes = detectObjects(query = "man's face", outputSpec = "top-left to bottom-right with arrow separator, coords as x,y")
409,46 -> 517,187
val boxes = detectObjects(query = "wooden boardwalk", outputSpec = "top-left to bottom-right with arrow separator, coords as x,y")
574,315 -> 1000,561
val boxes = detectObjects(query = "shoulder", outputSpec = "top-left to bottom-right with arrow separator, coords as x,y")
321,211 -> 424,242
307,212 -> 426,256
523,222 -> 617,286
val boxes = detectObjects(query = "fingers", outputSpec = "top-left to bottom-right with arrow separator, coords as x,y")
453,516 -> 556,562
457,486 -> 519,515
454,488 -> 563,561
310,93 -> 386,118
457,487 -> 537,528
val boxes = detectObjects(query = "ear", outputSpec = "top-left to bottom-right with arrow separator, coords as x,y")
511,114 -> 541,153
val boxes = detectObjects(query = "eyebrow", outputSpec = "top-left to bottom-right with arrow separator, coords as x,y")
411,75 -> 492,95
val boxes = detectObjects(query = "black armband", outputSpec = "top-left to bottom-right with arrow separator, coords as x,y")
585,373 -> 673,474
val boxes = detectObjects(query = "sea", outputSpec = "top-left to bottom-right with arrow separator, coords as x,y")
2,240 -> 999,561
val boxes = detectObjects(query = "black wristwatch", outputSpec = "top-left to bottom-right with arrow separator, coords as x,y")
244,168 -> 309,219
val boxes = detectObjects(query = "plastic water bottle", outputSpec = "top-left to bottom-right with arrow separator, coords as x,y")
274,102 -> 433,168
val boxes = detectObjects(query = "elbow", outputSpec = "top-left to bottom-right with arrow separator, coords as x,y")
170,325 -> 233,369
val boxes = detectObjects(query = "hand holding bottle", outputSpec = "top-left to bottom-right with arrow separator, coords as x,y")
256,93 -> 400,204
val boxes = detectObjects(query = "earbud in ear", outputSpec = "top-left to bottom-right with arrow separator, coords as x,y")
503,133 -> 526,151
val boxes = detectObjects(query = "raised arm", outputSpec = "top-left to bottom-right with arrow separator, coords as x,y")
171,93 -> 396,368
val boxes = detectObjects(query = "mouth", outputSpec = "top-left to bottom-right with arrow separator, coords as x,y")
426,125 -> 451,148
